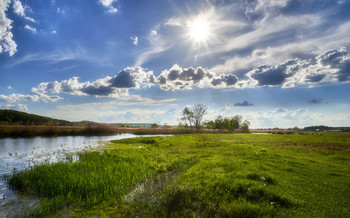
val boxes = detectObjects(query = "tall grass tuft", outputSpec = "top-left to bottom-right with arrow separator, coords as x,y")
3,151 -> 153,216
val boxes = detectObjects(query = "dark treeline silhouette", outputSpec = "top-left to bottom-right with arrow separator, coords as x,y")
0,109 -> 73,126
0,109 -> 99,126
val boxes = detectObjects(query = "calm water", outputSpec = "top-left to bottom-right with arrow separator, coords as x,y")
0,134 -> 152,205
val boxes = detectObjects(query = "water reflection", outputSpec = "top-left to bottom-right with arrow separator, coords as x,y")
0,133 -> 151,205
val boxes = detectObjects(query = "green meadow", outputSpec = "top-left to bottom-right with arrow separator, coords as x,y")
3,133 -> 350,217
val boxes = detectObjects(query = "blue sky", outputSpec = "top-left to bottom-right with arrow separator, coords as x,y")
1,0 -> 350,128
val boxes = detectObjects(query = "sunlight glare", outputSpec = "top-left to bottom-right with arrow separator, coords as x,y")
189,18 -> 209,42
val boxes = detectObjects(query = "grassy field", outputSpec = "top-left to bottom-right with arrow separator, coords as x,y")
2,133 -> 350,217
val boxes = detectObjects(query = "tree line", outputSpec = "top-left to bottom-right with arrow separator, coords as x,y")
179,104 -> 250,132
0,109 -> 73,126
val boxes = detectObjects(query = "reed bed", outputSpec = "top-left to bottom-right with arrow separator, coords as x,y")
0,124 -> 119,137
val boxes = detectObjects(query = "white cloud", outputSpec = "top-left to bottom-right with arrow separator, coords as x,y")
7,48 -> 91,67
12,0 -> 25,16
7,85 -> 12,89
206,0 -> 350,78
98,0 -> 118,13
0,93 -> 40,103
134,29 -> 172,66
132,1 -> 350,85
32,67 -> 155,98
51,30 -> 56,34
130,36 -> 138,46
0,0 -> 17,56
24,24 -> 37,33
25,46 -> 350,103
0,93 -> 61,103
237,47 -> 350,89
156,64 -> 239,90
134,5 -> 246,66
0,103 -> 28,111
151,30 -> 157,36
157,64 -> 211,90
12,0 -> 36,22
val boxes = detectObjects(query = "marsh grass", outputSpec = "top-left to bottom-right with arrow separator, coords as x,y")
2,133 -> 350,217
0,124 -> 119,137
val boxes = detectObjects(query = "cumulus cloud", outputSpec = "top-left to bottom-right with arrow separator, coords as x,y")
0,93 -> 39,103
234,101 -> 254,107
32,67 -> 155,98
210,74 -> 238,87
156,64 -> 240,90
98,0 -> 118,13
245,59 -> 305,87
13,0 -> 36,22
0,93 -> 61,103
109,67 -> 155,89
315,48 -> 350,82
202,0 -> 350,80
157,64 -> 210,90
0,104 -> 28,111
0,0 -> 17,56
241,47 -> 350,88
26,47 -> 350,100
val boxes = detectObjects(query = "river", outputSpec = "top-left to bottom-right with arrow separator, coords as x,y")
0,133 -> 158,206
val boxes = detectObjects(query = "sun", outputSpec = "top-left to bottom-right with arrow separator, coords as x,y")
188,18 -> 210,42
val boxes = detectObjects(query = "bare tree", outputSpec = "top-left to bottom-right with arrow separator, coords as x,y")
180,104 -> 208,130
192,104 -> 208,130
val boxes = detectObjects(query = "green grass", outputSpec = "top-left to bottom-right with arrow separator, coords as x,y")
2,133 -> 350,217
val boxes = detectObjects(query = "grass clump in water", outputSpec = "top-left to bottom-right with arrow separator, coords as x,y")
3,150 -> 153,217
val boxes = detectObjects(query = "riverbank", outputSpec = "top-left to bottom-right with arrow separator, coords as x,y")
0,124 -> 305,138
2,133 -> 349,217
0,125 -> 251,138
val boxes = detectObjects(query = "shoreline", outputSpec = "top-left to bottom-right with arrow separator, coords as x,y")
0,125 -> 252,138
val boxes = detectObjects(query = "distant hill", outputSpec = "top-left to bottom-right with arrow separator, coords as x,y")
111,123 -> 152,128
0,109 -> 74,126
303,125 -> 350,132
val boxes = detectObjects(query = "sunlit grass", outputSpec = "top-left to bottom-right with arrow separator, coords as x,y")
2,133 -> 350,217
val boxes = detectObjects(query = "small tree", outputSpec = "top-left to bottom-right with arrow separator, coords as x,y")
214,115 -> 225,129
180,104 -> 208,130
202,120 -> 215,129
151,123 -> 159,128
181,107 -> 194,129
241,120 -> 250,132
192,104 -> 208,130
224,115 -> 242,132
